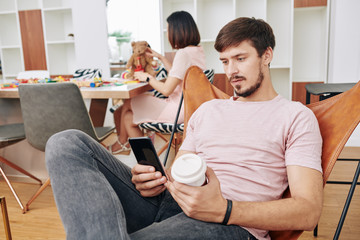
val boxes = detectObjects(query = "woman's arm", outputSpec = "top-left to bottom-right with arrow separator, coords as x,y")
134,71 -> 181,97
146,48 -> 172,71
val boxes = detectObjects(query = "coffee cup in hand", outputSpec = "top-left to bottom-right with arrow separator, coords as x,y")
171,153 -> 207,186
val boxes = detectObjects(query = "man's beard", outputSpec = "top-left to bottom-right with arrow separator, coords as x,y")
232,69 -> 264,98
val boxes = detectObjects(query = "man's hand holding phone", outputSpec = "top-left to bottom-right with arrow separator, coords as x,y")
129,137 -> 169,197
131,164 -> 167,197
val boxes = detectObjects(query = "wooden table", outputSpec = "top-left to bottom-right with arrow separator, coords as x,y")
0,83 -> 152,126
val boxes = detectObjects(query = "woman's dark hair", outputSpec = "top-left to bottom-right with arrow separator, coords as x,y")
214,17 -> 275,57
167,11 -> 200,49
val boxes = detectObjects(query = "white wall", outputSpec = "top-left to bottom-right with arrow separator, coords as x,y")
72,0 -> 111,79
327,0 -> 360,83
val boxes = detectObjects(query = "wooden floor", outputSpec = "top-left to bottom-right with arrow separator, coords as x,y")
0,152 -> 359,239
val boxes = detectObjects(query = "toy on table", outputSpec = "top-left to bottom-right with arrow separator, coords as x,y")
125,41 -> 156,79
71,77 -> 103,88
0,83 -> 18,89
15,76 -> 70,84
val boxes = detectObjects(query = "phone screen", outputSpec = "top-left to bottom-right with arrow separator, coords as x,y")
129,137 -> 167,178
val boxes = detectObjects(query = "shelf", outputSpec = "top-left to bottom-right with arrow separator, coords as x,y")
1,48 -> 23,79
42,0 -> 72,9
267,0 -> 292,67
3,73 -> 18,78
47,40 -> 74,45
0,13 -> 20,46
201,39 -> 215,43
235,0 -> 266,19
17,0 -> 40,11
0,0 -> 16,12
0,45 -> 21,49
162,0 -> 194,30
46,43 -> 75,75
197,0 -> 233,40
270,65 -> 291,69
293,6 -> 328,83
201,41 -> 222,74
0,10 -> 17,14
0,0 -> 110,81
43,7 -> 72,12
43,8 -> 73,42
270,68 -> 291,99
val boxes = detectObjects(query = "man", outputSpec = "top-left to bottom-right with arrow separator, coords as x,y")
46,17 -> 323,240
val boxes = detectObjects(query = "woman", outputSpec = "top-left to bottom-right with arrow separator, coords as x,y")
107,11 -> 206,154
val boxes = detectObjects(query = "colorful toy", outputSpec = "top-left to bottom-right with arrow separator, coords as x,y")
125,41 -> 156,79
71,77 -> 103,88
121,69 -> 131,79
0,83 -> 18,89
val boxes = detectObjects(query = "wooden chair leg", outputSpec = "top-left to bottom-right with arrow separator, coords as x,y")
155,133 -> 170,156
25,178 -> 51,211
0,196 -> 12,240
0,167 -> 25,213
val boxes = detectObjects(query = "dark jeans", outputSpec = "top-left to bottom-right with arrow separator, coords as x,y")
46,129 -> 257,240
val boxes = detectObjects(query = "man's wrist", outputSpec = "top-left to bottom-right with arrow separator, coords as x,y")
146,77 -> 150,83
222,199 -> 232,225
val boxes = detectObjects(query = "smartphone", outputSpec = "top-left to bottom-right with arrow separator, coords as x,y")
129,136 -> 167,178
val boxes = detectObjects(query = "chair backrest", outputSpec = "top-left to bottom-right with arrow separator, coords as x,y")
18,83 -> 101,151
182,66 -> 360,240
17,70 -> 50,79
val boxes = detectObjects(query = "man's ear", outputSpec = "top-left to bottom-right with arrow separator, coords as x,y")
262,47 -> 273,66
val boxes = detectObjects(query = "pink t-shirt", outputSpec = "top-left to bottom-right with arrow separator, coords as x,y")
180,95 -> 323,240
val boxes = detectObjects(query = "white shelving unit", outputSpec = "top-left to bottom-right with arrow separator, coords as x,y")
160,0 -> 330,100
293,6 -> 329,83
42,6 -> 75,75
0,0 -> 110,81
0,0 -> 23,81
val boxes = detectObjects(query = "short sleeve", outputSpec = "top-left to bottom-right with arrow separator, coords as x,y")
285,107 -> 323,173
179,104 -> 205,152
168,49 -> 191,80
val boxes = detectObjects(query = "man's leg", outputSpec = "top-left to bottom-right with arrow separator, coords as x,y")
129,191 -> 256,240
131,212 -> 257,240
46,129 -> 162,239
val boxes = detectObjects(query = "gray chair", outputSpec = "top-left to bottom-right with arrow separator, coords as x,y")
18,82 -> 115,211
0,123 -> 42,213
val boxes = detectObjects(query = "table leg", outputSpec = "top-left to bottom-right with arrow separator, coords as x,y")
89,99 -> 108,127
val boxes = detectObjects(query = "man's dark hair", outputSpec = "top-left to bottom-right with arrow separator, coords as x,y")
214,17 -> 275,57
167,11 -> 200,49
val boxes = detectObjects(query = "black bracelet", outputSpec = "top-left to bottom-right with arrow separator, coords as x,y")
222,199 -> 232,225
146,77 -> 150,82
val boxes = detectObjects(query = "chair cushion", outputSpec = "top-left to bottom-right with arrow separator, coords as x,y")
139,122 -> 184,134
0,123 -> 25,148
73,68 -> 102,80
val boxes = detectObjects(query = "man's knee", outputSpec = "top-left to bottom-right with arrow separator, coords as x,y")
45,129 -> 89,166
47,129 -> 86,148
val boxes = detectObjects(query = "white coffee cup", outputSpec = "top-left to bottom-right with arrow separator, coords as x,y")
171,153 -> 207,186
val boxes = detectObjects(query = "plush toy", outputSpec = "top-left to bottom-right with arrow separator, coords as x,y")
125,41 -> 156,79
